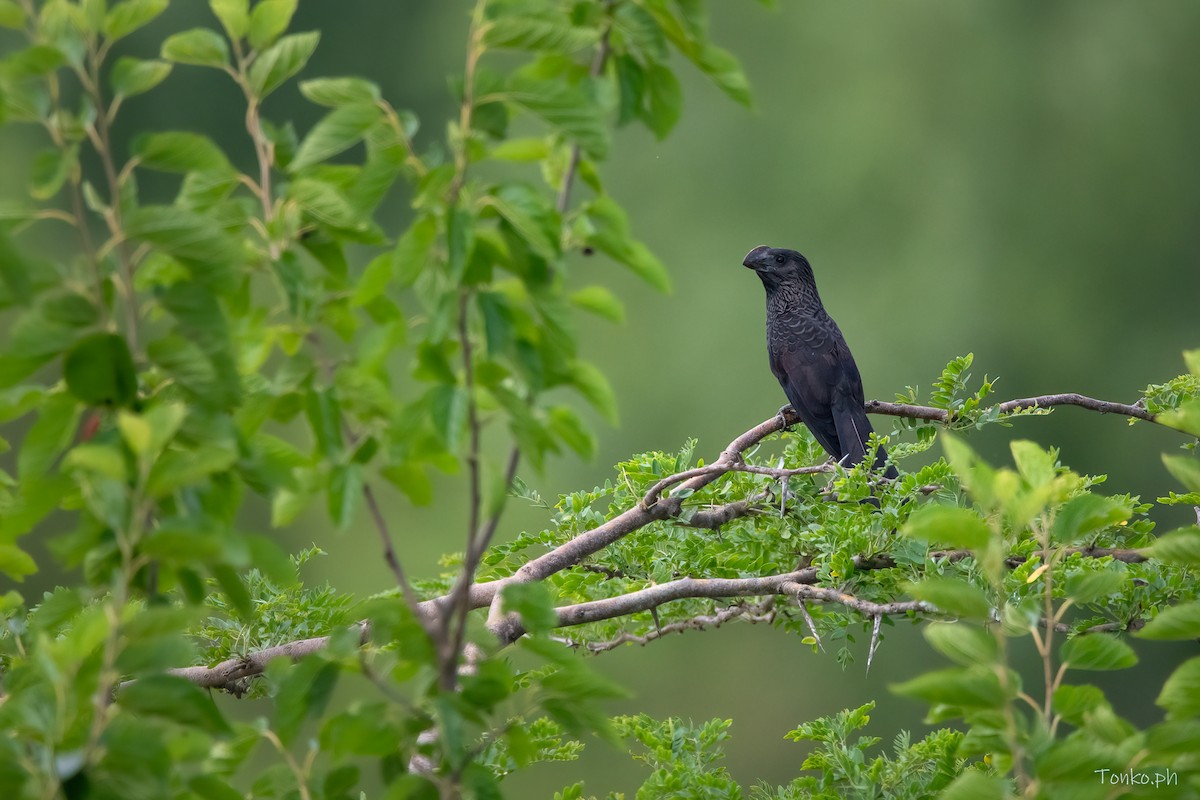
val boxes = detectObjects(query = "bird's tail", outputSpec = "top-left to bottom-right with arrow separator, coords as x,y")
832,399 -> 898,479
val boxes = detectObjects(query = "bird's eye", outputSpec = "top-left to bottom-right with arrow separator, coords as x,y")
774,255 -> 785,265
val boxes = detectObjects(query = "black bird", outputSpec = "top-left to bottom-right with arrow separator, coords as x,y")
744,245 -> 897,478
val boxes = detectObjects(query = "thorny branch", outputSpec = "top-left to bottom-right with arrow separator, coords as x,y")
154,391 -> 1180,692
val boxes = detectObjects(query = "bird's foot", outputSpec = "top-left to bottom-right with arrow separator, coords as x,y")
777,404 -> 800,428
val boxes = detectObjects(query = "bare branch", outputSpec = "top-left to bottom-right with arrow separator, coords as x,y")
149,628 -> 363,695
488,568 -> 819,644
781,582 -> 933,617
866,393 -> 1156,425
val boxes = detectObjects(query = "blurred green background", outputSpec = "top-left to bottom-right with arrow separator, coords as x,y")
4,0 -> 1200,794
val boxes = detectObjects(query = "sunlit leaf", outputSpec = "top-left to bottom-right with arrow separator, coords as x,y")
1051,493 -> 1131,545
110,57 -> 173,98
291,102 -> 381,171
247,0 -> 296,50
209,0 -> 249,40
104,0 -> 167,42
901,505 -> 992,550
299,76 -> 380,107
133,131 -> 231,173
161,28 -> 229,68
248,31 -> 319,99
1137,602 -> 1200,641
1157,656 -> 1200,718
1060,634 -> 1137,671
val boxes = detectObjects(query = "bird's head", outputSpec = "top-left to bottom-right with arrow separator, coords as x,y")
742,245 -> 813,288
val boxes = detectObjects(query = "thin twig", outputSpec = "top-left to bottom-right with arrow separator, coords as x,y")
566,600 -> 777,653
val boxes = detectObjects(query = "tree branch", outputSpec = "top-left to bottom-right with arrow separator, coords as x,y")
866,393 -> 1156,425
156,389 -> 1178,691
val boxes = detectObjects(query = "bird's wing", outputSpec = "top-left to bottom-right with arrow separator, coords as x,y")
770,344 -> 842,458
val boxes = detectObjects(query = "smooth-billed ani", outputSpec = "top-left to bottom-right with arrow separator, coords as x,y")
744,245 -> 897,478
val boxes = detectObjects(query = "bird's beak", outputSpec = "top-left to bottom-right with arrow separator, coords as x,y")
743,245 -> 771,270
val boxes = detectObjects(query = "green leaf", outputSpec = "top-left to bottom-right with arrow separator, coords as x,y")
146,444 -> 238,497
890,666 -> 1009,709
1159,399 -> 1200,437
429,385 -> 468,448
1051,493 -> 1131,544
1053,684 -> 1109,726
940,433 -> 997,509
1009,439 -> 1055,487
901,505 -> 992,550
907,577 -> 990,619
1140,527 -> 1200,566
381,461 -> 433,506
30,144 -> 78,200
477,292 -> 513,355
1163,454 -> 1200,493
482,11 -> 599,53
209,0 -> 248,40
133,131 -> 231,173
16,393 -> 80,480
487,183 -> 559,261
246,534 -> 297,586
110,57 -> 172,98
501,581 -> 558,633
696,43 -> 752,106
305,387 -> 344,457
125,206 -> 240,287
147,335 -> 239,410
489,137 -> 549,162
642,61 -> 681,139
1157,656 -> 1200,718
569,286 -> 625,323
508,73 -> 607,157
1137,602 -> 1200,641
351,252 -> 392,307
291,102 -> 381,171
1060,634 -> 1137,671
584,195 -> 671,292
299,76 -> 380,107
1185,348 -> 1200,378
0,544 -> 37,581
1064,570 -> 1126,605
937,770 -> 1006,800
289,178 -> 364,231
63,442 -> 127,480
247,31 -> 319,99
567,360 -> 618,426
446,204 -> 474,281
104,0 -> 167,41
63,333 -> 137,407
0,229 -> 33,304
247,0 -> 296,50
4,44 -> 65,78
0,1 -> 26,29
393,214 -> 437,287
161,28 -> 229,68
117,675 -> 232,736
272,656 -> 339,745
327,463 -> 361,531
924,622 -> 999,666
189,776 -> 244,800
547,405 -> 595,459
